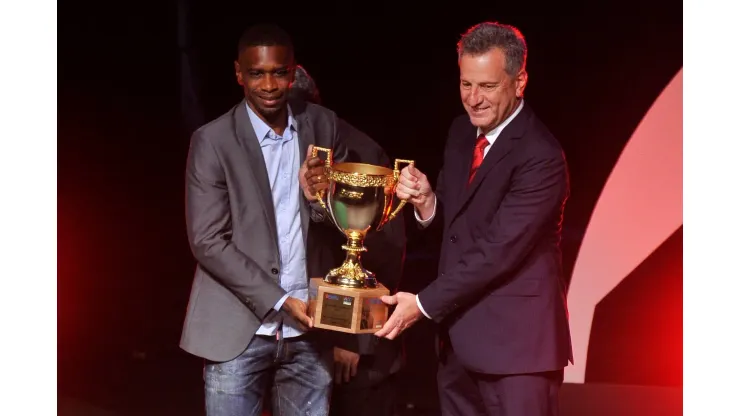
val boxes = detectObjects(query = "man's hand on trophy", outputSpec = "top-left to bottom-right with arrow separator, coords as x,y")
333,347 -> 360,384
300,144 -> 329,201
374,292 -> 422,340
280,296 -> 314,331
396,165 -> 435,220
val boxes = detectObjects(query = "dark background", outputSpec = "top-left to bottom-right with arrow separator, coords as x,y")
59,1 -> 682,414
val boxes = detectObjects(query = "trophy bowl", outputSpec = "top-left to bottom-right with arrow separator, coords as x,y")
311,146 -> 413,289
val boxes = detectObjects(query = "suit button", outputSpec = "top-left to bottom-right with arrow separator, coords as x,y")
449,235 -> 458,243
271,268 -> 279,275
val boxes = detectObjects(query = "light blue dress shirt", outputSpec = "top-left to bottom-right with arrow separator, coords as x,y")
246,103 -> 308,338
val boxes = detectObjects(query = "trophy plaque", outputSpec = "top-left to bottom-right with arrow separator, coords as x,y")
307,146 -> 413,334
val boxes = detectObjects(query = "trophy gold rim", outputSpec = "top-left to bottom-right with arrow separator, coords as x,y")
332,162 -> 393,176
329,162 -> 396,188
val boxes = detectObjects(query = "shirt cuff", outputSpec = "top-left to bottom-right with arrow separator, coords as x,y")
274,293 -> 290,312
414,196 -> 437,228
416,294 -> 431,319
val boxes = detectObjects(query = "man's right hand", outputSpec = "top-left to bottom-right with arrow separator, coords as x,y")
395,165 -> 435,220
280,297 -> 313,330
300,145 -> 329,202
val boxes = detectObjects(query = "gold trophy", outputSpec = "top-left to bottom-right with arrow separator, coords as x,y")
308,146 -> 413,333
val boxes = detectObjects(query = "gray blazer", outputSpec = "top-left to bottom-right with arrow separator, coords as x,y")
180,98 -> 348,362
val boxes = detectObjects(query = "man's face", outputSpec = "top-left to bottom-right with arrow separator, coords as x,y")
459,47 -> 527,134
235,45 -> 295,121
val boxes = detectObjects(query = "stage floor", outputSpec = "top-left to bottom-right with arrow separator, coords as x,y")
59,383 -> 682,416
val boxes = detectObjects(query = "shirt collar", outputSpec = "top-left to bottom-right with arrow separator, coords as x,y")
477,99 -> 524,142
245,102 -> 298,144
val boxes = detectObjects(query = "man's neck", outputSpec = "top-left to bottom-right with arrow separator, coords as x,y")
266,113 -> 288,136
247,101 -> 289,136
479,98 -> 523,136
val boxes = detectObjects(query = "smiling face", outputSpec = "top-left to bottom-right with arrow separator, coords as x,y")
459,47 -> 527,134
235,45 -> 295,129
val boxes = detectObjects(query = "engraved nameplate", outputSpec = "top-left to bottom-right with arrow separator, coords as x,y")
320,293 -> 355,329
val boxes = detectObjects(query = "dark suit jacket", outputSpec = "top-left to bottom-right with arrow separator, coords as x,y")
417,103 -> 573,375
180,98 -> 348,362
307,119 -> 406,377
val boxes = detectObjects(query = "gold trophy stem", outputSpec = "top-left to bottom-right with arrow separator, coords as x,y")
324,230 -> 377,289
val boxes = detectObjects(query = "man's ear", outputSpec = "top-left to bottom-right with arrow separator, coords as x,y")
515,70 -> 528,98
235,60 -> 244,86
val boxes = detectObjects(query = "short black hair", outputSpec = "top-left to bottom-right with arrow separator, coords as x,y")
237,23 -> 294,59
457,22 -> 527,77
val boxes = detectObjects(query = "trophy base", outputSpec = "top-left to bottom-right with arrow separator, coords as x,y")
323,245 -> 378,288
308,278 -> 389,334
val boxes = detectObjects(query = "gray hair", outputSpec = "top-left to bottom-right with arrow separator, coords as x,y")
289,65 -> 321,104
457,22 -> 528,77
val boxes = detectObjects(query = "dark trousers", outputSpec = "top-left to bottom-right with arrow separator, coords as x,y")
438,348 -> 562,416
329,356 -> 399,416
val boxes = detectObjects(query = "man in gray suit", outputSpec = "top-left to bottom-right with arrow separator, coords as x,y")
180,24 -> 350,416
290,65 -> 407,416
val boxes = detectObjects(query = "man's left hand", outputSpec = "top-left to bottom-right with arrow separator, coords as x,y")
374,292 -> 422,340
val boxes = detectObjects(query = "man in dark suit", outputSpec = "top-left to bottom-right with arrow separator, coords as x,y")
290,65 -> 407,416
375,22 -> 572,415
180,24 -> 352,416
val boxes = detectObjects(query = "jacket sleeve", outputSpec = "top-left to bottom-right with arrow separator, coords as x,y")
185,129 -> 285,319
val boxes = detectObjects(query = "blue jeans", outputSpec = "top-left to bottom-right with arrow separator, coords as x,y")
204,333 -> 332,416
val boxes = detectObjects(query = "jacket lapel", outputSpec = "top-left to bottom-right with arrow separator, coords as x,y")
291,99 -> 316,242
292,99 -> 313,168
451,123 -> 478,208
233,100 -> 279,251
451,103 -> 532,220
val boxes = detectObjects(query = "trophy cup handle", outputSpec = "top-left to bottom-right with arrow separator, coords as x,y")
387,159 -> 415,221
310,146 -> 333,211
